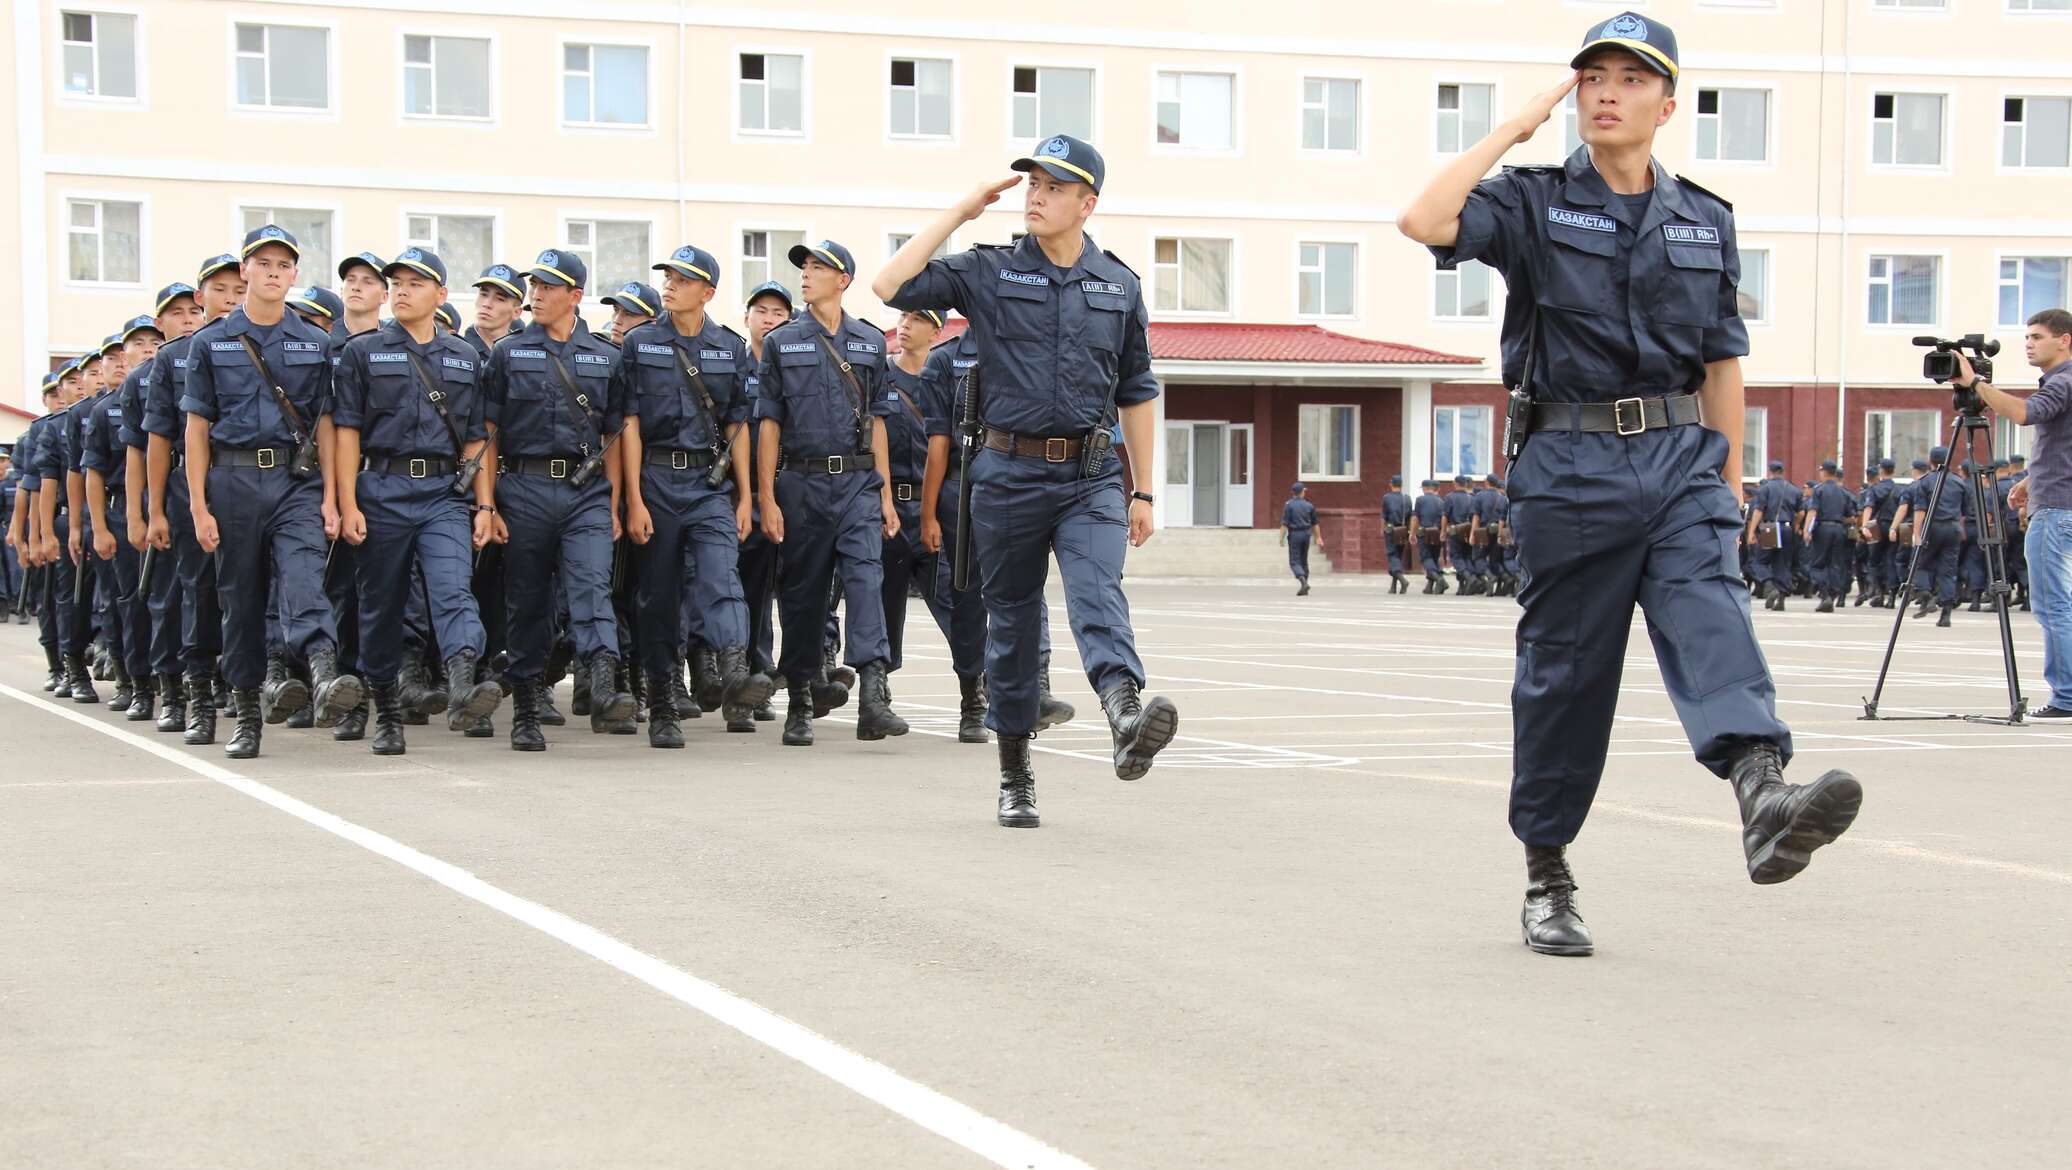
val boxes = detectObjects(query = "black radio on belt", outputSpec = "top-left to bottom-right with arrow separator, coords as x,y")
1079,427 -> 1114,479
568,446 -> 607,488
1504,302 -> 1543,464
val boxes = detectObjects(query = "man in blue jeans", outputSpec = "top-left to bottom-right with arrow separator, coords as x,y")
1956,308 -> 2072,719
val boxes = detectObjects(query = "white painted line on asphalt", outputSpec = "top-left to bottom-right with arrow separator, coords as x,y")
0,681 -> 1099,1170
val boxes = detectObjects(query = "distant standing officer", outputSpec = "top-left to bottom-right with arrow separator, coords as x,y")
1381,474 -> 1412,594
1746,460 -> 1798,609
1280,482 -> 1320,595
1891,444 -> 1971,628
1802,460 -> 1853,612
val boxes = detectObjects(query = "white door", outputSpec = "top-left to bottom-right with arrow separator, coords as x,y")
1164,421 -> 1195,528
1190,424 -> 1226,527
1224,424 -> 1254,528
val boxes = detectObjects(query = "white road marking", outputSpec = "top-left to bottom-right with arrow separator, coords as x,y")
0,682 -> 1098,1170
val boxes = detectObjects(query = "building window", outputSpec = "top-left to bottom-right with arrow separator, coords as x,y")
66,198 -> 141,284
1297,242 -> 1356,317
240,207 -> 332,284
1434,258 -> 1495,320
1738,248 -> 1770,323
1995,416 -> 2032,461
1998,257 -> 2070,327
234,23 -> 328,111
1560,92 -> 1583,157
60,12 -> 137,99
563,44 -> 649,126
405,213 -> 494,290
740,229 -> 806,298
1155,71 -> 1234,149
2010,0 -> 2072,9
886,232 -> 950,261
1696,88 -> 1769,162
1868,255 -> 1939,326
1873,0 -> 1945,7
1435,83 -> 1493,154
1866,410 -> 1942,473
1298,404 -> 1359,480
562,219 -> 649,294
1432,405 -> 1491,479
1152,237 -> 1233,314
1011,66 -> 1094,141
1872,92 -> 1944,166
402,34 -> 490,120
738,52 -> 803,134
2002,97 -> 2071,169
1742,406 -> 1768,481
1300,77 -> 1359,152
890,57 -> 952,138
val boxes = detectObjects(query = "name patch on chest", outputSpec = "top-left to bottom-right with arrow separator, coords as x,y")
953,358 -> 978,371
1662,224 -> 1721,245
442,356 -> 475,372
998,269 -> 1050,287
282,340 -> 321,354
699,349 -> 732,361
845,341 -> 879,354
1081,280 -> 1125,296
208,341 -> 244,352
778,342 -> 817,355
570,353 -> 610,367
368,352 -> 409,364
508,348 -> 546,360
636,343 -> 674,357
1549,208 -> 1618,234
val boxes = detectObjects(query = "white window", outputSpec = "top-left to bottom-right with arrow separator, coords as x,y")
1696,88 -> 1769,162
1155,71 -> 1234,149
1297,404 -> 1359,480
1866,410 -> 1941,473
1871,92 -> 1944,166
563,44 -> 649,127
1297,242 -> 1357,317
240,207 -> 332,284
738,52 -> 803,135
1868,255 -> 1939,326
562,220 -> 650,294
2002,97 -> 2071,168
2010,0 -> 2072,9
1742,406 -> 1768,481
234,23 -> 328,111
740,229 -> 806,298
66,198 -> 141,284
402,34 -> 490,120
890,57 -> 952,138
1738,248 -> 1770,323
1152,237 -> 1233,314
405,213 -> 494,289
1432,406 -> 1492,479
1873,0 -> 1945,7
886,232 -> 950,261
1435,83 -> 1493,154
60,12 -> 137,99
1561,92 -> 1583,157
1995,416 -> 2032,461
1435,259 -> 1495,320
1300,77 -> 1359,152
1012,66 -> 1094,141
1998,257 -> 2070,327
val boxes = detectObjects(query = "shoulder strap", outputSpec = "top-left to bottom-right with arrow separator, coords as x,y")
667,344 -> 723,444
402,349 -> 470,457
542,350 -> 605,441
886,371 -> 927,429
813,333 -> 865,421
236,334 -> 312,442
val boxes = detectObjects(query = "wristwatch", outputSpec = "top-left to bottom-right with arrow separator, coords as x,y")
1130,491 -> 1155,504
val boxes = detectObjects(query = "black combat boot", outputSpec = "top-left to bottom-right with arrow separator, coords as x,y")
645,672 -> 684,749
569,665 -> 592,717
810,666 -> 850,718
43,645 -> 63,692
211,675 -> 230,710
1036,651 -> 1075,729
693,646 -> 725,714
1936,604 -> 1954,628
1912,592 -> 1934,619
224,689 -> 263,759
183,672 -> 217,745
587,652 -> 635,734
1521,845 -> 1593,956
824,642 -> 857,691
396,654 -> 439,724
260,649 -> 302,725
93,646 -> 112,680
370,685 -> 406,756
1098,678 -> 1179,782
1730,743 -> 1863,884
997,734 -> 1039,828
334,697 -> 369,742
285,694 -> 316,729
107,664 -> 135,713
957,674 -> 988,744
443,650 -> 502,732
124,673 -> 155,722
155,673 -> 186,733
1815,594 -> 1835,614
718,646 -> 772,733
1968,596 -> 1984,613
510,682 -> 546,752
782,680 -> 814,747
535,685 -> 567,726
308,644 -> 363,728
854,660 -> 910,741
66,654 -> 99,704
618,666 -> 644,734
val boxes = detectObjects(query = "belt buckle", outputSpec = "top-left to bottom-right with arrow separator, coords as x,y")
549,458 -> 569,479
825,456 -> 845,474
1043,437 -> 1071,462
408,458 -> 428,479
255,448 -> 277,469
670,450 -> 689,470
896,483 -> 914,502
1613,397 -> 1647,437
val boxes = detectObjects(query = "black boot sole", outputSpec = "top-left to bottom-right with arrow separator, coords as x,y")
1035,700 -> 1075,730
1522,928 -> 1594,957
313,677 -> 363,728
722,673 -> 777,712
1747,771 -> 1864,885
372,739 -> 406,757
997,811 -> 1041,828
1113,697 -> 1180,781
448,682 -> 503,731
264,679 -> 310,725
510,737 -> 546,752
958,726 -> 989,744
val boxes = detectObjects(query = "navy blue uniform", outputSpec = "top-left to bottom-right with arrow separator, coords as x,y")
919,335 -> 987,681
1282,496 -> 1318,583
81,380 -> 146,680
20,414 -> 73,656
1806,479 -> 1854,597
1481,485 -> 1513,582
879,357 -> 937,670
178,307 -> 340,690
1750,476 -> 1799,595
737,341 -> 780,677
141,325 -> 227,677
1432,147 -> 1788,846
1412,490 -> 1446,578
887,233 -> 1158,735
1443,487 -> 1479,587
115,355 -> 181,677
1381,489 -> 1412,574
1902,467 -> 1972,605
1867,477 -> 1904,594
31,405 -> 87,660
63,394 -> 106,656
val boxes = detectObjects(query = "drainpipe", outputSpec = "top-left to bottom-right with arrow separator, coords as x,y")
676,0 -> 689,238
1833,0 -> 1854,472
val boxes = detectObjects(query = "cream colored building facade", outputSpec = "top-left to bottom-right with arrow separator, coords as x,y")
7,0 -> 2072,532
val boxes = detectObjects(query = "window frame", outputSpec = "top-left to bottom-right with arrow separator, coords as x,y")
1864,408 -> 1945,475
557,213 -> 659,296
233,203 -> 343,288
1865,251 -> 1945,329
1993,252 -> 2072,329
1148,234 -> 1238,318
885,50 -> 958,143
1432,75 -> 1500,157
61,192 -> 148,290
399,207 -> 502,290
734,222 -> 813,303
1430,404 -> 1493,481
228,18 -> 337,118
1691,84 -> 1776,166
1869,88 -> 1951,172
1007,59 -> 1101,146
1737,245 -> 1773,326
1296,403 -> 1361,483
884,229 -> 954,262
56,7 -> 145,107
2008,0 -> 2072,14
1296,72 -> 1363,157
1432,257 -> 1500,323
1149,64 -> 1242,155
732,45 -> 810,141
1741,405 -> 1769,484
1294,238 -> 1361,320
396,28 -> 496,125
1998,90 -> 2072,173
556,36 -> 655,133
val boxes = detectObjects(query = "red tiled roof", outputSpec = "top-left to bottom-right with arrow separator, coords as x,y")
907,318 -> 1477,366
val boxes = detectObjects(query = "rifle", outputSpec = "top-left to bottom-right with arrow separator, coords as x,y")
952,366 -> 981,593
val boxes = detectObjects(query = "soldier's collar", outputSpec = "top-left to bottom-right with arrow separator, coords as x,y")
1560,149 -> 1692,220
1008,230 -> 1103,279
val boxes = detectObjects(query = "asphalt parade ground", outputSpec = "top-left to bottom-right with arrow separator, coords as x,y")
2,578 -> 2066,1170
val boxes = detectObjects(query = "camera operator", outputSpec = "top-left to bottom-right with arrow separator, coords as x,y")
1950,309 -> 2072,719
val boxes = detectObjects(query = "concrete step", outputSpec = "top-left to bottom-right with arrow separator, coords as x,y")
1123,527 -> 1333,578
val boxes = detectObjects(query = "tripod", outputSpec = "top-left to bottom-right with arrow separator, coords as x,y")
1862,408 -> 2026,724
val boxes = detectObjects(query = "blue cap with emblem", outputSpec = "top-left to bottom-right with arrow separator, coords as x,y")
602,281 -> 660,318
338,251 -> 387,281
745,280 -> 793,310
473,263 -> 526,301
96,332 -> 124,356
1930,446 -> 1950,463
528,248 -> 588,289
434,302 -> 462,331
1390,475 -> 1403,486
1486,473 -> 1504,487
153,281 -> 197,317
40,370 -> 61,392
1768,460 -> 1785,471
1290,481 -> 1305,493
786,240 -> 855,277
1013,134 -> 1105,194
1820,459 -> 1839,473
197,253 -> 240,283
1571,10 -> 1678,82
240,223 -> 300,260
384,247 -> 448,286
1880,457 -> 1896,471
289,286 -> 344,322
653,244 -> 720,286
907,308 -> 944,330
120,313 -> 162,341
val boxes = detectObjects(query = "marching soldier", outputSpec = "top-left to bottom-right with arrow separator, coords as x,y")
1410,479 -> 1447,592
880,309 -> 947,676
1859,458 -> 1899,607
338,252 -> 388,336
737,280 -> 794,721
1482,473 -> 1514,595
118,282 -> 204,727
1892,445 -> 1971,627
83,313 -> 166,715
1443,474 -> 1480,594
1746,461 -> 1797,609
1381,475 -> 1412,594
1280,482 -> 1320,595
1802,460 -> 1853,612
467,264 -> 528,358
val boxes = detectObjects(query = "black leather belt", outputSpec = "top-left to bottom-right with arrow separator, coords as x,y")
501,455 -> 585,479
785,453 -> 870,475
642,447 -> 716,470
982,428 -> 1083,461
1817,519 -> 1846,527
363,455 -> 455,478
891,480 -> 918,502
210,446 -> 295,470
1527,393 -> 1703,437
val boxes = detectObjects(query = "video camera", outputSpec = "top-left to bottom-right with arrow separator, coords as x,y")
1914,334 -> 1997,413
